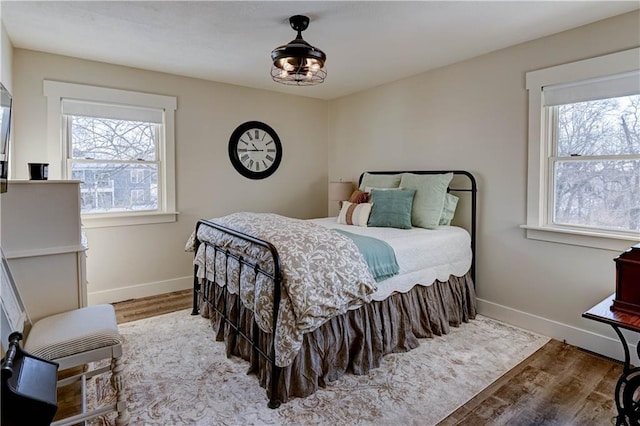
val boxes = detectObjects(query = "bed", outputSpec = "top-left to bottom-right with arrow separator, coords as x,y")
186,170 -> 477,408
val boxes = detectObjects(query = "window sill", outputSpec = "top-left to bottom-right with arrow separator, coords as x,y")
521,224 -> 639,252
82,211 -> 179,229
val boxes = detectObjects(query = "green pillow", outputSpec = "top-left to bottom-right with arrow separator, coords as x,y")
439,193 -> 459,226
358,173 -> 402,191
368,188 -> 416,229
399,173 -> 453,229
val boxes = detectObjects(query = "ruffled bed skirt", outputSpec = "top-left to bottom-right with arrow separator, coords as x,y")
199,273 -> 477,403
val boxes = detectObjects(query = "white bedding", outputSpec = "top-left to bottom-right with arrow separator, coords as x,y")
310,217 -> 472,301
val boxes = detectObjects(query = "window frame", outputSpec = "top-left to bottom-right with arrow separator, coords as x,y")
523,48 -> 640,251
44,81 -> 177,228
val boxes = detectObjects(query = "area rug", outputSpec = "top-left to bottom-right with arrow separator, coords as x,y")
89,309 -> 549,425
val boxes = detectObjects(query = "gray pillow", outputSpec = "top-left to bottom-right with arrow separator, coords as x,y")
358,173 -> 402,191
439,193 -> 459,226
367,188 -> 416,229
399,173 -> 454,229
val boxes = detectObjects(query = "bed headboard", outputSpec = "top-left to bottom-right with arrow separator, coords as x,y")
358,170 -> 477,285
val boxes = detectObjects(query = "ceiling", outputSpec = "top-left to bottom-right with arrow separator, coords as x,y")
1,1 -> 638,100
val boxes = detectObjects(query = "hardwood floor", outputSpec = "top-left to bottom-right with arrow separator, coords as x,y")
57,291 -> 623,425
438,339 -> 621,425
112,289 -> 193,324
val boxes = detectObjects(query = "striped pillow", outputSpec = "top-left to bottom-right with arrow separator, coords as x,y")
338,202 -> 373,227
339,190 -> 370,209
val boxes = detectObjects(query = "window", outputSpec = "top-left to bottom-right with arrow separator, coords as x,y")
44,81 -> 177,228
550,95 -> 639,232
65,102 -> 160,214
524,48 -> 640,250
130,169 -> 145,184
130,189 -> 145,204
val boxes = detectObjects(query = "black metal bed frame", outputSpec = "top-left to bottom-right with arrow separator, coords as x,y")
191,170 -> 477,409
190,220 -> 284,408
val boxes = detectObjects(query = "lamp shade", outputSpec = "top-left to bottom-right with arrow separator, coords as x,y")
329,181 -> 353,202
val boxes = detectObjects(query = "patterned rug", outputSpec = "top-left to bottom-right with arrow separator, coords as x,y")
89,309 -> 549,425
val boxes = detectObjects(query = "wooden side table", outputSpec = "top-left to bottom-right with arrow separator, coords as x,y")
583,294 -> 640,426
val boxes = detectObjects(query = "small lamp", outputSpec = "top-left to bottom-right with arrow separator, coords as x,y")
328,181 -> 353,216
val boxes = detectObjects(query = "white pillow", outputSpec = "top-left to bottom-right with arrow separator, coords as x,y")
358,173 -> 402,191
364,186 -> 401,192
337,202 -> 373,227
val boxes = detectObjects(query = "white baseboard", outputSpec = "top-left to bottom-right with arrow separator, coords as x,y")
477,298 -> 638,366
87,276 -> 192,305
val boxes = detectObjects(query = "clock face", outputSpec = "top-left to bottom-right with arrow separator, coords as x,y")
228,121 -> 282,180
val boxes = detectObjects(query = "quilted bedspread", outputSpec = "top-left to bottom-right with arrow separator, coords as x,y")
185,212 -> 377,367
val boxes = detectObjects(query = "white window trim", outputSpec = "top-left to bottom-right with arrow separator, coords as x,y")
523,48 -> 640,252
43,81 -> 178,228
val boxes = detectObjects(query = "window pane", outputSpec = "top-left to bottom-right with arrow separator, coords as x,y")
70,116 -> 157,161
553,159 -> 640,232
72,163 -> 158,214
556,95 -> 640,157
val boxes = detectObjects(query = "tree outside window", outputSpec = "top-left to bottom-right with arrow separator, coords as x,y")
551,95 -> 640,233
68,115 -> 159,214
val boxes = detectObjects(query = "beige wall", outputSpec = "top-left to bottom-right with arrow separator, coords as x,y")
0,22 -> 13,244
328,11 -> 640,362
11,49 -> 328,303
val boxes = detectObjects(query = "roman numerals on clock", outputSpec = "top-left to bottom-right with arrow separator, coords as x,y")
229,121 -> 282,180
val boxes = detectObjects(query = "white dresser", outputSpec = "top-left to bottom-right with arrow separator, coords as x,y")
1,180 -> 87,322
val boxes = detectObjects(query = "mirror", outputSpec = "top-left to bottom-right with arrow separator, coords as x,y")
0,83 -> 12,193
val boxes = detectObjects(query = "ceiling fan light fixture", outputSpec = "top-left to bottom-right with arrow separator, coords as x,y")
270,15 -> 327,86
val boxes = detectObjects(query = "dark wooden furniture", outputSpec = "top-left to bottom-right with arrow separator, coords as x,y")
613,244 -> 640,315
583,294 -> 640,426
1,332 -> 59,426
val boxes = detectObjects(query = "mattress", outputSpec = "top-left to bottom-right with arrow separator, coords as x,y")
310,217 -> 472,301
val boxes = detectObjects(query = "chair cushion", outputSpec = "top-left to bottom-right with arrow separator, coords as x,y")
24,304 -> 121,361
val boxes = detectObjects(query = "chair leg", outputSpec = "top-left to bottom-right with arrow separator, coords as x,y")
110,355 -> 130,426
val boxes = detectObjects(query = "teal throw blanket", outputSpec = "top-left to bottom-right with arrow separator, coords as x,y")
334,229 -> 399,282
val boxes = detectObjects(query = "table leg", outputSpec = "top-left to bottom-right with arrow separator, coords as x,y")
611,325 -> 640,426
613,325 -> 632,372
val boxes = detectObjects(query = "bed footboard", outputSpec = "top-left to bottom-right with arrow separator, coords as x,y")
191,219 -> 283,409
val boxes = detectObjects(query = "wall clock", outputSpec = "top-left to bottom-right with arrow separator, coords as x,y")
228,121 -> 282,180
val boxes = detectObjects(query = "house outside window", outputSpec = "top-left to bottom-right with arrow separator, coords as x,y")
44,81 -> 177,228
67,112 -> 159,214
130,169 -> 145,184
524,48 -> 640,250
71,169 -> 85,182
131,189 -> 145,204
